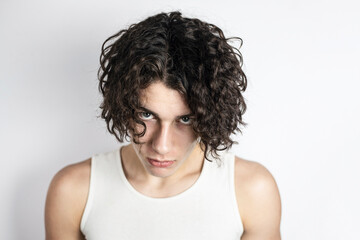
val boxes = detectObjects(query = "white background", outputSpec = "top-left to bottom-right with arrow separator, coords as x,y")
1,0 -> 359,239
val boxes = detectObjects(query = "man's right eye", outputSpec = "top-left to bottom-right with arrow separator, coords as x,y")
139,112 -> 153,120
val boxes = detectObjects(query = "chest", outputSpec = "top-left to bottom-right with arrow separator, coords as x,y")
83,191 -> 242,240
81,152 -> 243,239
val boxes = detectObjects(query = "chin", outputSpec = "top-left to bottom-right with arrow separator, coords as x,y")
149,171 -> 175,178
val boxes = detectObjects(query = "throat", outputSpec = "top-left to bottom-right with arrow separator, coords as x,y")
120,143 -> 205,198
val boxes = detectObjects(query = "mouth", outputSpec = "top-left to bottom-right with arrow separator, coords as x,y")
147,158 -> 175,168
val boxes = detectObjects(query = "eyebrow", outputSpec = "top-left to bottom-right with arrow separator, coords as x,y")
138,106 -> 193,119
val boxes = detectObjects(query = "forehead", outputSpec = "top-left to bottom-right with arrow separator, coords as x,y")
139,81 -> 190,117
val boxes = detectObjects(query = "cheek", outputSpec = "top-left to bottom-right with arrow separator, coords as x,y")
173,125 -> 197,145
134,122 -> 145,134
135,121 -> 155,141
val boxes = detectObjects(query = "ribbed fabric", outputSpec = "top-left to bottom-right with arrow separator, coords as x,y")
80,149 -> 243,240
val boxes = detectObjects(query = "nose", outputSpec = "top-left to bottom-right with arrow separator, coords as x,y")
151,122 -> 172,155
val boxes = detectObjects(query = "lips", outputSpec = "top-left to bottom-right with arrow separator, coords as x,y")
147,158 -> 175,168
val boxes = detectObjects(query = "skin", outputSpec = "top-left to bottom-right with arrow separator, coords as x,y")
45,81 -> 281,239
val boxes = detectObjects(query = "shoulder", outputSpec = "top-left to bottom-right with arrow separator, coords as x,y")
234,156 -> 281,239
45,159 -> 91,239
234,156 -> 278,193
46,159 -> 91,204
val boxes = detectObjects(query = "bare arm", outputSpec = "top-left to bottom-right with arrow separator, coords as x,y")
235,158 -> 281,240
45,160 -> 90,240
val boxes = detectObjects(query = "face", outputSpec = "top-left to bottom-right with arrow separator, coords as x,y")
131,81 -> 198,178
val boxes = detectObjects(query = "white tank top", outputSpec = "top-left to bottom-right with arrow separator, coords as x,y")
80,148 -> 243,239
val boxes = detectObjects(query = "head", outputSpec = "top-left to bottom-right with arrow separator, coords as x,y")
98,11 -> 247,165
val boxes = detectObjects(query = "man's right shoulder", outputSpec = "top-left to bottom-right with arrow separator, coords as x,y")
45,159 -> 91,239
48,159 -> 91,204
51,159 -> 91,190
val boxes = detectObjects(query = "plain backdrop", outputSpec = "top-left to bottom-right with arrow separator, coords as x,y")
1,0 -> 359,239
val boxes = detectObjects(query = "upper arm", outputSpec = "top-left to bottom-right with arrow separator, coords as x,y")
45,160 -> 91,240
235,157 -> 281,240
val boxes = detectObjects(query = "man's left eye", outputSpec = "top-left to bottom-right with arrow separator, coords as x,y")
179,116 -> 192,124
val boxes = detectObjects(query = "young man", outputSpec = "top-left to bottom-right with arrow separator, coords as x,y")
45,11 -> 281,239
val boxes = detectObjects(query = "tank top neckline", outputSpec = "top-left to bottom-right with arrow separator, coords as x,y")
115,147 -> 209,201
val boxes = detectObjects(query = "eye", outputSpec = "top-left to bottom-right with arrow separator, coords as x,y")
139,112 -> 154,120
179,116 -> 192,125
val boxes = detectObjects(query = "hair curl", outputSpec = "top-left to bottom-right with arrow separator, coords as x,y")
98,11 -> 247,161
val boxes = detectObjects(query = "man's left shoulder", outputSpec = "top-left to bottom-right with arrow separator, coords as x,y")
234,156 -> 279,193
233,156 -> 281,238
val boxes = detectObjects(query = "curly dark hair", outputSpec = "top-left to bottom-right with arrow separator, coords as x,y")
98,11 -> 247,161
